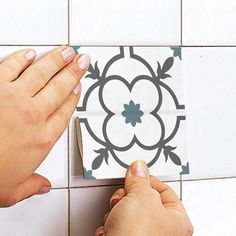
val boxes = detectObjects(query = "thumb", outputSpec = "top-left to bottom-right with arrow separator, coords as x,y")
0,173 -> 51,207
125,160 -> 151,195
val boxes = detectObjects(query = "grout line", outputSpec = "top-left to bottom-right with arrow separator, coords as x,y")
67,2 -> 71,235
68,0 -> 70,46
68,188 -> 71,236
51,175 -> 236,190
0,44 -> 63,47
1,44 -> 236,48
180,175 -> 183,201
180,0 -> 183,46
182,176 -> 236,182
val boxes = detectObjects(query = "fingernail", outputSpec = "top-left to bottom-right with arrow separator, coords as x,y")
61,47 -> 75,62
77,54 -> 91,70
38,186 -> 51,195
25,50 -> 36,61
130,160 -> 149,178
110,194 -> 120,206
73,83 -> 81,95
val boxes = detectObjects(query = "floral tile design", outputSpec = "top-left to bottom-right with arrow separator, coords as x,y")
75,46 -> 188,179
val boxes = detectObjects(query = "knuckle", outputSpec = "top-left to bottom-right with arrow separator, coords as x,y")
35,134 -> 53,151
56,109 -> 68,127
66,67 -> 80,84
47,52 -> 62,69
31,67 -> 48,88
21,103 -> 41,124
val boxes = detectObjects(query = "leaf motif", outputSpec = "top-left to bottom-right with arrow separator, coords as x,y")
92,155 -> 104,170
165,146 -> 177,151
85,62 -> 100,80
162,57 -> 174,72
104,153 -> 109,165
157,61 -> 162,74
94,61 -> 100,76
163,149 -> 168,162
94,148 -> 104,154
168,151 -> 182,166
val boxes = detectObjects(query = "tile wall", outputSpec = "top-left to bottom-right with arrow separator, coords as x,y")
0,0 -> 236,235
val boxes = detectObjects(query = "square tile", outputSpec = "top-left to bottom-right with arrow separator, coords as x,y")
182,47 -> 236,180
0,46 -> 69,187
70,181 -> 180,236
183,0 -> 236,45
70,0 -> 181,45
70,186 -> 121,236
0,0 -> 68,45
75,46 -> 187,180
36,130 -> 68,188
182,178 -> 236,236
0,189 -> 68,236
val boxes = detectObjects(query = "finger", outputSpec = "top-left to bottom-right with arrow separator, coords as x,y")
110,188 -> 125,209
0,173 -> 51,207
0,49 -> 36,82
150,176 -> 182,207
125,160 -> 151,195
15,46 -> 76,96
103,211 -> 110,223
46,83 -> 81,139
34,54 -> 90,117
94,226 -> 104,236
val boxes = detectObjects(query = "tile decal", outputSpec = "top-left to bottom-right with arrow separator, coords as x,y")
76,46 -> 188,179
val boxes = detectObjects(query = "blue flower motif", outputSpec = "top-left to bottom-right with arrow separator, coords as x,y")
83,168 -> 96,180
121,100 -> 144,127
170,47 -> 182,60
180,162 -> 189,175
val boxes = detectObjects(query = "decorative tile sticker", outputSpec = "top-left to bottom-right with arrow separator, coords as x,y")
75,46 -> 188,179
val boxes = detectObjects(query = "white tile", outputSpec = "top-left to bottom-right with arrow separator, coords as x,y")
183,0 -> 236,45
182,178 -> 236,236
0,0 -> 68,45
183,47 -> 236,179
70,186 -> 120,236
36,130 -> 68,188
0,189 -> 68,236
70,0 -> 181,45
70,182 -> 180,236
0,46 -> 68,187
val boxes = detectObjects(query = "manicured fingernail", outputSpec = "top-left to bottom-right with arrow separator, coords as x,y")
131,160 -> 149,178
25,50 -> 36,61
110,195 -> 120,207
73,83 -> 81,95
77,54 -> 91,70
61,47 -> 75,62
38,186 -> 51,195
95,226 -> 104,236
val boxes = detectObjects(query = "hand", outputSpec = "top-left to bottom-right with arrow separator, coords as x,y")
0,46 -> 90,207
95,161 -> 193,236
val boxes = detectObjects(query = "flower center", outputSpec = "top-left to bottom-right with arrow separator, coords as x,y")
121,100 -> 144,127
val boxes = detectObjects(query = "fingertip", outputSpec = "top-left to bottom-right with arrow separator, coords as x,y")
126,160 -> 149,178
94,226 -> 104,236
76,54 -> 91,71
25,49 -> 36,61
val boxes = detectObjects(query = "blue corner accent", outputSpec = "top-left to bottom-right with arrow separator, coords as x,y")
170,47 -> 182,60
83,168 -> 96,180
180,162 -> 190,175
121,100 -> 144,127
71,46 -> 80,54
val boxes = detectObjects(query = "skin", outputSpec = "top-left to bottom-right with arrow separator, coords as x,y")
0,47 -> 193,235
95,161 -> 193,236
0,46 -> 89,207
